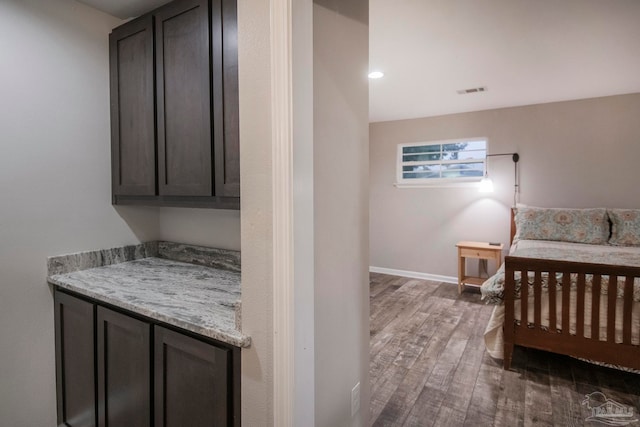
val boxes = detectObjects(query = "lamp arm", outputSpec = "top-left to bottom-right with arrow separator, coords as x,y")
486,152 -> 519,162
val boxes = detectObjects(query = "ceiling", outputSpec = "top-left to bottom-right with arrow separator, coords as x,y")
76,0 -> 170,19
369,0 -> 640,122
78,0 -> 640,122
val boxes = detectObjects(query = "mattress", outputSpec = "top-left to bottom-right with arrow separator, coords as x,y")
480,239 -> 640,305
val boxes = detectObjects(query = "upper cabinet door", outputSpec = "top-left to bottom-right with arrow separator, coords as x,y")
110,16 -> 156,197
212,0 -> 240,198
155,0 -> 212,196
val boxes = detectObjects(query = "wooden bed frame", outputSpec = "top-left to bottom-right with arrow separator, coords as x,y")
502,210 -> 640,371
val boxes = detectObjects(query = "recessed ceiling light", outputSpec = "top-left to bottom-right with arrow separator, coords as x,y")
368,71 -> 384,79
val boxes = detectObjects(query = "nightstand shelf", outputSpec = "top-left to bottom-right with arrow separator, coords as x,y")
456,241 -> 503,294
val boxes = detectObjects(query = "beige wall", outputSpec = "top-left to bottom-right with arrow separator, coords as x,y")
313,2 -> 370,426
0,1 -> 156,425
370,93 -> 640,279
237,0 -> 273,424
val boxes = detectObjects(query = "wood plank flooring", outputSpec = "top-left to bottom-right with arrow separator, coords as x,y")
369,273 -> 640,427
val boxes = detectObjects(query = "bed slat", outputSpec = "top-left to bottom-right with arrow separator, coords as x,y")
548,272 -> 557,332
591,275 -> 601,341
607,275 -> 617,344
576,273 -> 586,338
623,276 -> 634,345
521,269 -> 528,327
534,270 -> 542,328
561,273 -> 570,335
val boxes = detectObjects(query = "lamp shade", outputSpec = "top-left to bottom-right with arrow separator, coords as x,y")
478,176 -> 494,193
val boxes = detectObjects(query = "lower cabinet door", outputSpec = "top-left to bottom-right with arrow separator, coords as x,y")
55,291 -> 96,427
154,326 -> 230,427
97,306 -> 151,427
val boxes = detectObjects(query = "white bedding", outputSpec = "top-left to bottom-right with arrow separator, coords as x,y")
483,240 -> 640,360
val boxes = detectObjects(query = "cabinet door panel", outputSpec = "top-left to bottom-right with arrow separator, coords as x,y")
54,291 -> 96,427
97,307 -> 151,427
211,0 -> 240,198
155,326 -> 230,427
110,16 -> 156,197
156,0 -> 212,196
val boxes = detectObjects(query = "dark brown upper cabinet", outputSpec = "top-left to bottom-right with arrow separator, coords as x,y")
215,0 -> 240,198
156,0 -> 211,197
110,16 -> 156,197
109,0 -> 240,209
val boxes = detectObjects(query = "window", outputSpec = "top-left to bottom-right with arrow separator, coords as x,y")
396,138 -> 487,186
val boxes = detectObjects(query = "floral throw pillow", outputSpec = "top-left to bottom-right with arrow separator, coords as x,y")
514,207 -> 609,244
608,209 -> 640,246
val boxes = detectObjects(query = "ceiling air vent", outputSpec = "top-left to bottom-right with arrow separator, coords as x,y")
456,86 -> 487,95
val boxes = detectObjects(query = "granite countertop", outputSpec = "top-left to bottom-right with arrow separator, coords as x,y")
47,242 -> 250,348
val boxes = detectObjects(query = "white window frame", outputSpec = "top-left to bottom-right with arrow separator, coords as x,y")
395,137 -> 488,188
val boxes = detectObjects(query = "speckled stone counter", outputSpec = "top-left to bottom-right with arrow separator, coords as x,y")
47,242 -> 250,348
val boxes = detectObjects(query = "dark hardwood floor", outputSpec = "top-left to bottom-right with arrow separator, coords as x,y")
369,273 -> 640,426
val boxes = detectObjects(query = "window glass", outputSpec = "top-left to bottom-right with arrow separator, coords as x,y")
397,138 -> 487,185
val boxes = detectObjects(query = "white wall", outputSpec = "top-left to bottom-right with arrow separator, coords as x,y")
0,2 -> 243,424
369,93 -> 640,279
237,2 -> 371,426
292,0 -> 316,424
0,1 -> 157,425
0,1 -> 368,425
157,208 -> 240,250
313,2 -> 370,426
237,0 -> 274,424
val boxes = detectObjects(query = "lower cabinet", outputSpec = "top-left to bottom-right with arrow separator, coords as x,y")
154,327 -> 229,426
97,306 -> 151,427
54,291 -> 96,427
54,290 -> 238,427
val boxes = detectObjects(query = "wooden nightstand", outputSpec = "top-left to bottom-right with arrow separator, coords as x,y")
456,241 -> 504,294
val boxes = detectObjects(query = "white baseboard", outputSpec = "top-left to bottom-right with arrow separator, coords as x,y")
369,266 -> 458,284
